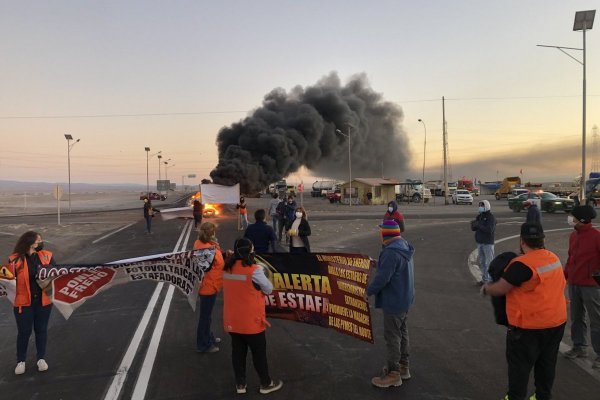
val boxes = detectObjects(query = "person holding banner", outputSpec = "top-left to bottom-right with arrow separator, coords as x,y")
236,196 -> 249,231
143,199 -> 160,234
6,231 -> 56,375
192,199 -> 204,229
368,220 -> 415,388
287,206 -> 311,253
193,222 -> 225,353
223,238 -> 283,394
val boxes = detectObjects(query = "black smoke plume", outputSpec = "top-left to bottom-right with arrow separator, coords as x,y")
210,72 -> 411,194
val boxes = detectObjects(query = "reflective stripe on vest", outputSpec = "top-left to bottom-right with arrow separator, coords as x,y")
9,250 -> 53,308
505,249 -> 567,329
223,273 -> 246,281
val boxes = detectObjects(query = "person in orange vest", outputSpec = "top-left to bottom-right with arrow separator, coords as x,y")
222,238 -> 283,395
6,231 -> 56,375
236,196 -> 249,231
193,222 -> 225,353
482,223 -> 567,400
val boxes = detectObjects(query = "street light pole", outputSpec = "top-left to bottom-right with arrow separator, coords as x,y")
64,134 -> 80,212
538,9 -> 595,202
336,127 -> 352,206
418,119 -> 427,206
158,154 -> 162,181
145,147 -> 150,198
164,162 -> 175,181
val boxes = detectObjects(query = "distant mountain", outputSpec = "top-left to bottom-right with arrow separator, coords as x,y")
0,180 -> 145,191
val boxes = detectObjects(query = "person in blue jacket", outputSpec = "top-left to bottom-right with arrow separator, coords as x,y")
470,199 -> 496,284
367,220 -> 415,389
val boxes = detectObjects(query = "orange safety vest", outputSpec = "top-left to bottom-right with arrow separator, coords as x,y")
223,260 -> 269,335
505,249 -> 567,329
7,250 -> 53,308
193,240 -> 224,296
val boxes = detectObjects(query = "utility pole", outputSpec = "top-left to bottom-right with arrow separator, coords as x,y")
442,96 -> 449,205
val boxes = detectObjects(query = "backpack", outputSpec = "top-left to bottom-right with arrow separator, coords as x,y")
276,201 -> 285,217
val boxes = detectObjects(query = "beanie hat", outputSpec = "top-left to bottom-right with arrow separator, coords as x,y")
521,222 -> 545,239
571,205 -> 596,224
380,220 -> 401,245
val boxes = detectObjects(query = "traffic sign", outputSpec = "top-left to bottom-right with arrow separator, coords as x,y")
157,180 -> 170,191
298,183 -> 303,193
188,174 -> 196,178
53,185 -> 63,200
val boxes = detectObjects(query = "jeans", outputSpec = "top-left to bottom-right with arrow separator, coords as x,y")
196,294 -> 218,352
383,312 -> 409,371
568,284 -> 600,356
270,215 -> 280,239
240,214 -> 248,230
478,243 -> 495,283
145,216 -> 152,233
14,297 -> 52,362
230,331 -> 271,386
505,324 -> 565,400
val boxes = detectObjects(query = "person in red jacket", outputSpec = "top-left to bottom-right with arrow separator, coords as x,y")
222,238 -> 283,395
193,222 -> 225,353
6,231 -> 56,375
384,201 -> 405,232
563,205 -> 600,369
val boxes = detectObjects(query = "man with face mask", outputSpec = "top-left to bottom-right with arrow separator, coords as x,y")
482,223 -> 567,400
563,205 -> 600,369
384,201 -> 405,232
470,200 -> 496,284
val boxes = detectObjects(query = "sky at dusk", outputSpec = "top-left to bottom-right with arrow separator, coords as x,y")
1,1 -> 599,188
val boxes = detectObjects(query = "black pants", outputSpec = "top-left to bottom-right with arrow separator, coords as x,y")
230,331 -> 271,386
14,297 -> 52,362
506,323 -> 565,400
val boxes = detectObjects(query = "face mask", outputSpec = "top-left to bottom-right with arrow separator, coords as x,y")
567,215 -> 576,226
388,207 -> 394,213
34,242 -> 44,252
288,201 -> 293,204
295,212 -> 303,218
478,207 -> 485,213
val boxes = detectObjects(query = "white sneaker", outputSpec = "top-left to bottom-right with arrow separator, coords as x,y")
37,359 -> 48,372
15,362 -> 26,375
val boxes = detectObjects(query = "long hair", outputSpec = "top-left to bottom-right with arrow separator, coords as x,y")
224,238 -> 253,272
198,222 -> 216,243
13,231 -> 40,256
295,206 -> 307,220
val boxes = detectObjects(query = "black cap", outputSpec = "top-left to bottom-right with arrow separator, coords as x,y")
571,205 -> 597,224
521,222 -> 545,239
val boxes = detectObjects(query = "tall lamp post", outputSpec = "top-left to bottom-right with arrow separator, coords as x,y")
157,154 -> 163,180
336,126 -> 353,206
164,162 -> 175,181
145,147 -> 150,198
64,134 -> 80,212
418,119 -> 427,206
538,9 -> 595,202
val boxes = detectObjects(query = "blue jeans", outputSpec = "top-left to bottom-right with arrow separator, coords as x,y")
478,243 -> 494,283
14,297 -> 52,362
240,214 -> 248,230
271,215 -> 280,238
145,216 -> 152,233
196,294 -> 218,351
568,284 -> 600,356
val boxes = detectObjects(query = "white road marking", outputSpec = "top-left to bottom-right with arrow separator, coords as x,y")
131,219 -> 194,399
92,223 -> 136,244
469,227 -> 600,381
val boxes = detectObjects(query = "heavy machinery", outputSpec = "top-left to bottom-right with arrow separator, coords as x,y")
494,177 -> 522,200
395,180 -> 432,203
311,180 -> 337,197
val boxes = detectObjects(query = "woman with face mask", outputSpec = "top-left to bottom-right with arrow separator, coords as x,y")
287,207 -> 311,253
384,201 -> 405,232
6,231 -> 56,375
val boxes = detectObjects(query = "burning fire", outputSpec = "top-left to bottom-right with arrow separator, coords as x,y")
189,192 -> 221,217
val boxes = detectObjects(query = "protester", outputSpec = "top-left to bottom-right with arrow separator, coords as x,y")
222,238 -> 283,394
236,196 -> 249,231
6,231 -> 56,375
193,222 -> 225,353
523,200 -> 541,225
383,201 -> 405,232
245,209 -> 278,253
367,220 -> 414,388
283,196 -> 297,243
268,193 -> 282,238
287,206 -> 311,253
470,199 -> 496,284
482,222 -> 567,400
192,199 -> 204,229
563,205 -> 600,369
143,198 -> 160,234
275,197 -> 287,242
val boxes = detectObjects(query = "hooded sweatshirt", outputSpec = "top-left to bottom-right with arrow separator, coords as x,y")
367,237 -> 415,314
384,201 -> 405,232
564,223 -> 600,286
472,199 -> 496,245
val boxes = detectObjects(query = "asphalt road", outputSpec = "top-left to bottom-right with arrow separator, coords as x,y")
0,196 -> 599,399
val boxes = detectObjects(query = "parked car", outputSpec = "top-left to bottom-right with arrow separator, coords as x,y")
327,189 -> 341,203
508,191 -> 575,213
451,189 -> 473,205
140,192 -> 167,201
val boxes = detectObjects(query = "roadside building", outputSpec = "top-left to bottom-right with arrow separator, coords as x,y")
338,178 -> 400,205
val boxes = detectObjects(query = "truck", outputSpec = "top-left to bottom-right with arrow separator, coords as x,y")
395,180 -> 432,203
311,180 -> 337,197
457,178 -> 479,196
494,177 -> 522,200
270,180 -> 288,196
425,180 -> 457,197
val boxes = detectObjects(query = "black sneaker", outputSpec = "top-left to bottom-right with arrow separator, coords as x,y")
259,380 -> 283,394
